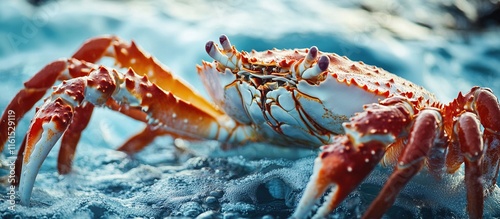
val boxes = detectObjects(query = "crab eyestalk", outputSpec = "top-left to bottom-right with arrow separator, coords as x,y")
300,55 -> 329,80
205,35 -> 241,70
295,46 -> 318,75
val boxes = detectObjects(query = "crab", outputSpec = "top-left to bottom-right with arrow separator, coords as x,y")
1,35 -> 499,218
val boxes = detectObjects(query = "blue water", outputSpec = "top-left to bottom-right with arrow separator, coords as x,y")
0,0 -> 499,218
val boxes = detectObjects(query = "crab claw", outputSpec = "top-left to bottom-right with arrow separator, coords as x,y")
19,98 -> 75,205
292,136 -> 385,219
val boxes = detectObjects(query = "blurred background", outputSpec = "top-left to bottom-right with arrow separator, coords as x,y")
0,0 -> 499,218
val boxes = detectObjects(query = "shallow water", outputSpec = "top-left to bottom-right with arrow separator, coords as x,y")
0,0 -> 500,218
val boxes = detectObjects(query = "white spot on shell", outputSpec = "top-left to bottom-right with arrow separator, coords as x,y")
347,166 -> 353,172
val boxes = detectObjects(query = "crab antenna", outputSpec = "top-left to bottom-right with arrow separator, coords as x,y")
301,55 -> 329,79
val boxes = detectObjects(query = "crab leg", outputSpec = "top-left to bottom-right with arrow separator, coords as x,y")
459,87 -> 500,218
473,88 -> 500,190
73,36 -> 222,119
102,99 -> 200,154
292,97 -> 415,218
455,112 -> 484,219
1,36 -> 115,151
12,104 -> 96,184
482,130 -> 500,191
362,109 -> 443,219
115,126 -> 165,154
0,60 -> 70,151
0,37 -> 111,165
294,137 -> 386,219
104,99 -> 157,154
19,93 -> 77,204
0,59 -> 102,180
18,66 -> 253,205
57,104 -> 94,174
2,36 -> 225,177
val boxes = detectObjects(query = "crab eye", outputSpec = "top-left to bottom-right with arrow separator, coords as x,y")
205,35 -> 240,70
301,55 -> 330,79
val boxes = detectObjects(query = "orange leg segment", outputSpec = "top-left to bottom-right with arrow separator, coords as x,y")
292,97 -> 415,219
473,88 -> 500,191
0,60 -> 68,151
105,99 -> 200,154
362,109 -> 443,219
1,36 -> 115,152
107,36 -> 224,120
455,112 -> 484,219
58,104 -> 94,174
1,36 -> 225,178
16,65 -> 252,205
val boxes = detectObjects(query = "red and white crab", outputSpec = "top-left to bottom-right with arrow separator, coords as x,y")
1,35 -> 499,218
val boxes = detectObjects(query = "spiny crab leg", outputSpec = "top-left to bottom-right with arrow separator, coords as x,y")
18,66 -> 255,205
293,136 -> 387,219
362,109 -> 444,218
0,60 -> 85,151
292,97 -> 415,218
0,36 -> 118,173
293,87 -> 500,218
2,36 -> 225,176
455,112 -> 484,219
20,97 -> 75,205
472,88 -> 500,191
57,104 -> 95,174
455,88 -> 500,218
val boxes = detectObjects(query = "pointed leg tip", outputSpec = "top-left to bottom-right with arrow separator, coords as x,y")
292,158 -> 329,219
18,166 -> 34,206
